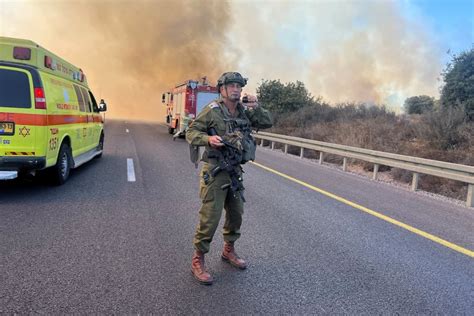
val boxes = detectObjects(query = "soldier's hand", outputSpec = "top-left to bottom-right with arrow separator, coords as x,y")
243,93 -> 259,109
208,135 -> 224,148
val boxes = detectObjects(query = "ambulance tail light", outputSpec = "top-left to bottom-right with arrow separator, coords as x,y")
13,47 -> 31,60
34,88 -> 46,109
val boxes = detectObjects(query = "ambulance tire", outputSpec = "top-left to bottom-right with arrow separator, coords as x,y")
50,142 -> 72,186
96,132 -> 104,159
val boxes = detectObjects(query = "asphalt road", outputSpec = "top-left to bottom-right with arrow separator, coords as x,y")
0,120 -> 473,314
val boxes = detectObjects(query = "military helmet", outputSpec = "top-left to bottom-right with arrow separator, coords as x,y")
217,72 -> 247,89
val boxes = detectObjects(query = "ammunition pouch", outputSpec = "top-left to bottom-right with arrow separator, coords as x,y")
241,133 -> 256,164
189,144 -> 200,167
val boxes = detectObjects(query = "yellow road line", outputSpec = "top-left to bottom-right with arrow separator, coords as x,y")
251,161 -> 474,258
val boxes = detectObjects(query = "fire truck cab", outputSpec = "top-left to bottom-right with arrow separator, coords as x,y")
162,77 -> 218,138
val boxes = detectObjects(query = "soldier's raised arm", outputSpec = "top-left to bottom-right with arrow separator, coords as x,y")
245,104 -> 273,130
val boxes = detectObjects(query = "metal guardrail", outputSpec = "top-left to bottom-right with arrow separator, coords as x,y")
253,131 -> 474,207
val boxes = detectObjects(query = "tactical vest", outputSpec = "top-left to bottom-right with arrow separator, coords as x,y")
219,103 -> 256,164
189,102 -> 257,166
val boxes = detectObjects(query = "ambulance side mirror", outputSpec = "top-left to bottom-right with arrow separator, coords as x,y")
162,93 -> 166,104
99,99 -> 107,112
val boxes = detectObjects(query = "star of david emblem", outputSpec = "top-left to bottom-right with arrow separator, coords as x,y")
19,126 -> 31,138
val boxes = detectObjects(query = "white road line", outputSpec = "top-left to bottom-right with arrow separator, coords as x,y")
127,158 -> 136,182
126,129 -> 129,133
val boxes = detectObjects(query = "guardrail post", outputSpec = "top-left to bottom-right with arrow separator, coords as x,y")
467,184 -> 474,207
373,164 -> 379,180
411,172 -> 419,191
254,132 -> 474,205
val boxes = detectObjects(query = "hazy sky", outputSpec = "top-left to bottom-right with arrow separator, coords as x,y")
0,0 -> 472,120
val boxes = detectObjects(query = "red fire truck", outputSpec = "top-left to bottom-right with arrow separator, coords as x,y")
162,77 -> 219,138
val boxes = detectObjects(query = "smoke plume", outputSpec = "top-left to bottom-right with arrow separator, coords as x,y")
0,0 -> 238,121
231,0 -> 442,108
1,0 -> 445,118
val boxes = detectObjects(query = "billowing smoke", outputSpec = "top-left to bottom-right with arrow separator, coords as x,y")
1,0 -> 444,118
231,0 -> 442,108
0,0 -> 238,121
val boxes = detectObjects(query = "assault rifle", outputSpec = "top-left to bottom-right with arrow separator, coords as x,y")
207,128 -> 246,202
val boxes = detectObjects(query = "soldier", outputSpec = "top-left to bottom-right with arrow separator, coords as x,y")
186,72 -> 273,285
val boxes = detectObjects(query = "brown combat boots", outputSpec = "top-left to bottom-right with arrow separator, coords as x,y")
222,242 -> 247,270
191,250 -> 213,285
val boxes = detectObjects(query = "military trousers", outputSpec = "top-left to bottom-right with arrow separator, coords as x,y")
194,163 -> 244,254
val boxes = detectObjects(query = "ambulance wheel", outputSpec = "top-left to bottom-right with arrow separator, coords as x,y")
96,132 -> 104,159
51,142 -> 72,185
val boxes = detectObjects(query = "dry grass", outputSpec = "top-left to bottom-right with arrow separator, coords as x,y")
267,104 -> 473,201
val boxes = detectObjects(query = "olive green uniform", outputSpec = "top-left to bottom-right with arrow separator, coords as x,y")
186,99 -> 272,253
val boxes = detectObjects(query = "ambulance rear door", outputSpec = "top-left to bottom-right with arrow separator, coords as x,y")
0,65 -> 39,158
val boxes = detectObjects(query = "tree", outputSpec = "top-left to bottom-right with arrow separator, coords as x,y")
440,48 -> 474,119
403,95 -> 435,114
256,79 -> 314,114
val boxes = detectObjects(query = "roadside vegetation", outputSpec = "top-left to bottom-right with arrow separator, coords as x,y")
256,48 -> 474,201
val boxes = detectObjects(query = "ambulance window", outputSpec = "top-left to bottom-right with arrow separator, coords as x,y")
80,87 -> 92,112
0,68 -> 32,108
73,85 -> 86,112
88,91 -> 99,113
